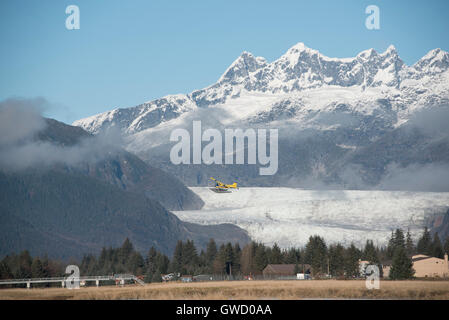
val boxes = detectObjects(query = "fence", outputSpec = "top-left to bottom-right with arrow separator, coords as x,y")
0,274 -> 144,288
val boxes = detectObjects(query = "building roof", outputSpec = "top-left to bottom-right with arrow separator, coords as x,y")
263,264 -> 310,275
412,255 -> 432,262
383,253 -> 448,266
412,254 -> 448,263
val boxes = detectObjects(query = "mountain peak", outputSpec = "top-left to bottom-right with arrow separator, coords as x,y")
357,48 -> 378,59
422,48 -> 447,60
384,45 -> 397,54
417,48 -> 449,63
289,42 -> 307,51
218,51 -> 267,83
286,42 -> 318,55
74,43 -> 449,137
240,50 -> 254,57
414,48 -> 449,72
276,42 -> 321,67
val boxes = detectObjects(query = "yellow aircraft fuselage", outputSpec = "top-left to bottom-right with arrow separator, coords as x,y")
210,177 -> 238,189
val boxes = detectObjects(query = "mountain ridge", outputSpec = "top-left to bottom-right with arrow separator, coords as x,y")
0,169 -> 249,259
73,43 -> 449,135
36,118 -> 204,211
0,116 -> 249,259
72,43 -> 449,189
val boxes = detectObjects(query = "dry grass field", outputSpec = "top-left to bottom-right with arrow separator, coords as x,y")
1,280 -> 449,300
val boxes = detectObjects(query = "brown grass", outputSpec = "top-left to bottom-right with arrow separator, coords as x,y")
1,280 -> 449,300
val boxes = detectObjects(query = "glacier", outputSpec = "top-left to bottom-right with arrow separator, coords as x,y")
173,187 -> 449,249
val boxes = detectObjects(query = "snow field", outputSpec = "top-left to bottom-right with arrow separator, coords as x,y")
173,187 -> 449,248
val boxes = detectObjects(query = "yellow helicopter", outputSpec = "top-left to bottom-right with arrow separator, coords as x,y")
209,177 -> 238,193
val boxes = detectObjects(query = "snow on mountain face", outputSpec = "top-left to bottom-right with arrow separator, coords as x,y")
73,43 -> 449,135
173,188 -> 449,249
75,94 -> 196,135
412,48 -> 449,76
218,51 -> 268,84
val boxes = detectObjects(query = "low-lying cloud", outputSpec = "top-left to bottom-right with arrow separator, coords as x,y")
378,163 -> 449,192
0,97 -> 47,146
406,105 -> 449,137
0,98 -> 123,171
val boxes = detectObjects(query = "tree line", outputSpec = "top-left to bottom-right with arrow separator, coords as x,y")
1,228 -> 448,283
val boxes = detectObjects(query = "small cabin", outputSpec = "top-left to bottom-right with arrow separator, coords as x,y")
263,264 -> 311,279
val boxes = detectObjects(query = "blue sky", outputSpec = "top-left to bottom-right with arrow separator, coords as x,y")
1,0 -> 448,123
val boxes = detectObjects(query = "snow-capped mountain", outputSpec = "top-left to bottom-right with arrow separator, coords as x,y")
74,42 -> 449,135
73,43 -> 449,189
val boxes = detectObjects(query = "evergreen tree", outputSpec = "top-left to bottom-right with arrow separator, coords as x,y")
386,231 -> 396,259
80,254 -> 97,276
284,248 -> 300,264
363,240 -> 379,264
155,253 -> 170,275
0,261 -> 13,280
344,244 -> 361,278
431,233 -> 444,259
444,237 -> 449,256
387,228 -> 408,260
31,257 -> 45,287
328,244 -> 345,277
394,229 -> 405,249
145,247 -> 158,277
304,236 -> 327,277
183,240 -> 199,274
146,247 -> 158,265
119,238 -> 134,265
269,243 -> 283,264
389,246 -> 415,280
128,252 -> 145,275
40,254 -> 50,277
106,246 -> 117,273
16,250 -> 32,278
144,248 -> 169,283
98,247 -> 108,274
223,243 -> 235,276
233,243 -> 241,274
254,243 -> 268,273
240,242 -> 256,275
405,229 -> 415,256
151,271 -> 162,283
213,244 -> 227,274
31,258 -> 43,274
417,227 -> 432,255
170,240 -> 184,274
205,239 -> 217,272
